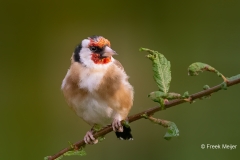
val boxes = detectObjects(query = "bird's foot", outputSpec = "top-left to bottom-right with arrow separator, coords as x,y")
84,130 -> 98,145
112,119 -> 123,132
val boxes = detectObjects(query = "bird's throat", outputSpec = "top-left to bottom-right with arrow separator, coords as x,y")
91,54 -> 111,64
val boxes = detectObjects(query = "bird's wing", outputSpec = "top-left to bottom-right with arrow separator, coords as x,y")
113,59 -> 125,71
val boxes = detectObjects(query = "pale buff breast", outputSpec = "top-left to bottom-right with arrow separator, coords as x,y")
61,59 -> 133,126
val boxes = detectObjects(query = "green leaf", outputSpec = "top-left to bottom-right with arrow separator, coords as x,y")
148,91 -> 166,103
55,156 -> 64,160
140,48 -> 171,93
44,156 -> 50,160
92,124 -> 102,132
149,91 -> 181,102
148,92 -> 165,109
44,146 -> 86,160
228,74 -> 240,81
188,62 -> 226,78
182,91 -> 189,98
148,91 -> 182,110
164,122 -> 180,140
165,92 -> 182,99
188,62 -> 229,82
98,136 -> 106,142
44,155 -> 64,160
188,62 -> 216,76
64,148 -> 86,156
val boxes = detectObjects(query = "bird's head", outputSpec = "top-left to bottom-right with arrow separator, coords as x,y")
73,36 -> 117,67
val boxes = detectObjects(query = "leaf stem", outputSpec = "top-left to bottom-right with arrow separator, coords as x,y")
148,116 -> 169,127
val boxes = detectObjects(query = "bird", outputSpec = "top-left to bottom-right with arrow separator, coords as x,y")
61,35 -> 134,144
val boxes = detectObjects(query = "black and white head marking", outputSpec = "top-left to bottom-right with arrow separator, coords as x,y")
73,44 -> 82,63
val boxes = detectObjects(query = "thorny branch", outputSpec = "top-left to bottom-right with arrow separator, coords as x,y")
47,77 -> 240,160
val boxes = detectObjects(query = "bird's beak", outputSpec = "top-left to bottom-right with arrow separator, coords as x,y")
102,46 -> 117,57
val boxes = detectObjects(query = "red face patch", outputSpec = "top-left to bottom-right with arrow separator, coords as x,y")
91,54 -> 111,64
89,36 -> 112,64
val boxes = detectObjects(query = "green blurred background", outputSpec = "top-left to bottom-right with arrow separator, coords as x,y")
1,0 -> 240,159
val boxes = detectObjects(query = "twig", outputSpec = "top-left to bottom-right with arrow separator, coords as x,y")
48,77 -> 240,160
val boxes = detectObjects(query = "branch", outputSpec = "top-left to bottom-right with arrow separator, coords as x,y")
47,77 -> 240,160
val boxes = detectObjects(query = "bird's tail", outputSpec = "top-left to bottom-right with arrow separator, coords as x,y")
115,126 -> 133,140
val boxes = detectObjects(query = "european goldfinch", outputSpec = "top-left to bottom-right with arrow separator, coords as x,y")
61,36 -> 134,144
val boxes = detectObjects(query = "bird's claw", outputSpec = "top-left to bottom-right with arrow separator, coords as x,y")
112,119 -> 123,132
84,130 -> 98,145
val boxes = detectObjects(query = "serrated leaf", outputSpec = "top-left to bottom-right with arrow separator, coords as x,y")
188,62 -> 223,77
164,122 -> 179,140
188,62 -> 215,76
188,62 -> 229,82
140,48 -> 171,93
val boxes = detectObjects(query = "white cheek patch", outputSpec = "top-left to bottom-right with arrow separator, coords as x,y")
81,39 -> 90,48
80,47 -> 95,67
80,39 -> 92,66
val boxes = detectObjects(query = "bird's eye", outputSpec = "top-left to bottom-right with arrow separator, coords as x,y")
90,46 -> 97,52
